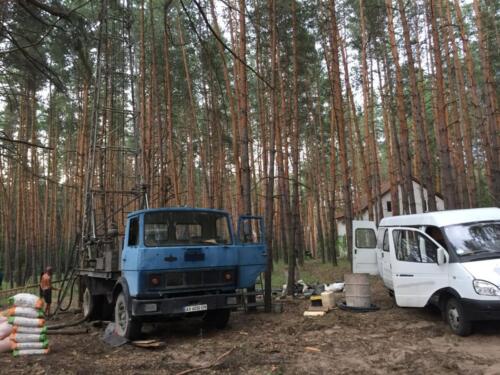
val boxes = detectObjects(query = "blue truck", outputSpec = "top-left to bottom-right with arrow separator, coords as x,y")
78,207 -> 267,339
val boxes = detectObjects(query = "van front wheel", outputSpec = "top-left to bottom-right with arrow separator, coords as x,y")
446,297 -> 471,336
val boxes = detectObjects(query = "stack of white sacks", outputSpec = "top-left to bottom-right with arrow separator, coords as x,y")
0,293 -> 49,356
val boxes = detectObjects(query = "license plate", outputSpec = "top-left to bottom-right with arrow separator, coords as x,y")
184,304 -> 208,313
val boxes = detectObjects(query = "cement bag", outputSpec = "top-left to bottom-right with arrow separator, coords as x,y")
13,325 -> 47,335
10,332 -> 47,343
8,293 -> 44,309
0,322 -> 13,340
13,348 -> 49,356
11,340 -> 49,350
0,337 -> 11,353
7,316 -> 45,327
5,307 -> 44,319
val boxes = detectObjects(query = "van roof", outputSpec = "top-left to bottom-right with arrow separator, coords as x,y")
379,207 -> 500,228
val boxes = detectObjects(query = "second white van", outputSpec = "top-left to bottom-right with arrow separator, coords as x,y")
353,207 -> 500,336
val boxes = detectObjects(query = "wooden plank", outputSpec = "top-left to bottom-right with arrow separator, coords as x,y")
303,311 -> 326,317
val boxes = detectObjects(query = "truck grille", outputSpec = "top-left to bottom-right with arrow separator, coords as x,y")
150,269 -> 236,289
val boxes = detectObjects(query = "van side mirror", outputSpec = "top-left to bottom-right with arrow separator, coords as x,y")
437,247 -> 447,265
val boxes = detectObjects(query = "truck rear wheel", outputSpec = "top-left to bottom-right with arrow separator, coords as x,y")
446,297 -> 472,336
114,292 -> 141,339
83,287 -> 98,320
203,309 -> 230,329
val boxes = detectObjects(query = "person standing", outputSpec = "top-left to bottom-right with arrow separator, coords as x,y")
40,266 -> 57,316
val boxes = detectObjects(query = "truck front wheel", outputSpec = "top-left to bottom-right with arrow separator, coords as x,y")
446,297 -> 472,336
203,309 -> 230,329
114,292 -> 142,339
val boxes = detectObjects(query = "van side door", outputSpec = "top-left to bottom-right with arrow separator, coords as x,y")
378,228 -> 393,290
352,220 -> 379,275
388,227 -> 449,307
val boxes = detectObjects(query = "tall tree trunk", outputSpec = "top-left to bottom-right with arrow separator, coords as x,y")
177,16 -> 197,207
397,0 -> 437,211
428,0 -> 457,209
163,3 -> 180,205
329,0 -> 352,265
472,0 -> 500,204
359,0 -> 375,221
385,0 -> 415,214
445,0 -> 476,207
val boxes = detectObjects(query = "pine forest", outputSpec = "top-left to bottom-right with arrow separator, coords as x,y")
0,0 -> 498,287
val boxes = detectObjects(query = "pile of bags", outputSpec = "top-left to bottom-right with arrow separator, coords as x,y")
0,293 -> 49,356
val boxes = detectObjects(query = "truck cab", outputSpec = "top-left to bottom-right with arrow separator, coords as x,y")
80,207 -> 266,339
353,207 -> 500,336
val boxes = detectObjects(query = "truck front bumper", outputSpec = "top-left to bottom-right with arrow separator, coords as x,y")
131,293 -> 241,317
462,298 -> 500,321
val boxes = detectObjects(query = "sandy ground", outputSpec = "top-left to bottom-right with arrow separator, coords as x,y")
2,277 -> 500,374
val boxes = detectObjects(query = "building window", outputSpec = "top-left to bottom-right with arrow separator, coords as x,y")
386,201 -> 392,212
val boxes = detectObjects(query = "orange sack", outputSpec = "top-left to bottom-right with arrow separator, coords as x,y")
0,337 -> 11,353
0,322 -> 13,340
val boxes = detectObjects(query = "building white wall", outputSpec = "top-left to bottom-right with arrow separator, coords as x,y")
336,181 -> 445,237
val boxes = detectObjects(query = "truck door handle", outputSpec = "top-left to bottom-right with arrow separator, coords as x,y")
122,258 -> 126,262
261,252 -> 267,256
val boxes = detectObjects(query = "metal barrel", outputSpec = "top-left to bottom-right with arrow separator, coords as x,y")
344,273 -> 371,308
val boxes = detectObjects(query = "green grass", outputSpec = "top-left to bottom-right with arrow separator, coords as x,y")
270,258 -> 351,289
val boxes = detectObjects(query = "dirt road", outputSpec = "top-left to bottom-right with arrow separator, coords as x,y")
2,277 -> 500,374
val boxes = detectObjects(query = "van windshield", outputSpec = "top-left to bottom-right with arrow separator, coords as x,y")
444,221 -> 500,260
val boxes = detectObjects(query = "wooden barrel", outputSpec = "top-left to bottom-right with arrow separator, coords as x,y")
344,273 -> 371,308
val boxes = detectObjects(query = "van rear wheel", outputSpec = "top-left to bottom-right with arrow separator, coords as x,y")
446,297 -> 471,336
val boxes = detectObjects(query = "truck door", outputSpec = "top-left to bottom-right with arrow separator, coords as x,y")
352,220 -> 379,275
388,227 -> 449,307
237,216 -> 267,288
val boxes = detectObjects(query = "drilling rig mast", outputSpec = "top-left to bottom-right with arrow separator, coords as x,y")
78,0 -> 146,309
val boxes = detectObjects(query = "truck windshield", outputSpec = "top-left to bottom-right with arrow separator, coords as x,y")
144,211 -> 231,247
444,221 -> 500,260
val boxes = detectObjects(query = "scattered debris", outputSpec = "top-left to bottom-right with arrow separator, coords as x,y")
324,283 -> 344,293
303,311 -> 326,317
303,289 -> 337,316
175,346 -> 236,375
337,301 -> 380,313
48,329 -> 89,335
282,280 -> 344,297
305,346 -> 321,353
131,339 -> 165,349
101,322 -> 127,347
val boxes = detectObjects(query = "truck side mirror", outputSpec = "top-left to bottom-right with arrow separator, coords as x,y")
437,247 -> 447,265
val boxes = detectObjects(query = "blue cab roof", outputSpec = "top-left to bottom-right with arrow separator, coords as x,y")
127,207 -> 230,218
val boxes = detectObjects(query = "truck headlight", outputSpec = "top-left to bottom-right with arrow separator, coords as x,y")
226,296 -> 238,305
473,280 -> 500,296
143,303 -> 158,312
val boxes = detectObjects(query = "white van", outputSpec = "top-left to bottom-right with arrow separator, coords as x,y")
353,207 -> 500,336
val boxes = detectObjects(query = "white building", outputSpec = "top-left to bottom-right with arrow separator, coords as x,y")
336,178 -> 445,236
